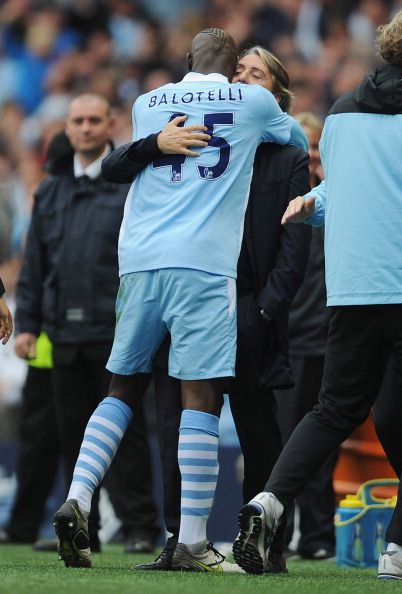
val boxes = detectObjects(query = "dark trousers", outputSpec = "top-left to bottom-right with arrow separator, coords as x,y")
266,305 -> 402,545
153,366 -> 182,550
276,355 -> 338,554
230,353 -> 282,501
52,342 -> 159,541
373,353 -> 402,478
6,367 -> 59,542
229,343 -> 286,555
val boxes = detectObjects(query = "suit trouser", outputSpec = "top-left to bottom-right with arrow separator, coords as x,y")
52,342 -> 159,541
6,367 -> 59,542
153,365 -> 182,550
265,305 -> 402,545
229,343 -> 287,555
276,355 -> 338,554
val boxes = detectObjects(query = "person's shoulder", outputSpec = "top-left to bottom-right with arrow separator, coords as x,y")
328,90 -> 358,116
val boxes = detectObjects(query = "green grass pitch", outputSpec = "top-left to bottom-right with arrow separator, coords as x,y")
0,544 -> 400,594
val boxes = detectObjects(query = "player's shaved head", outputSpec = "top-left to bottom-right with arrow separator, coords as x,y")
188,28 -> 238,79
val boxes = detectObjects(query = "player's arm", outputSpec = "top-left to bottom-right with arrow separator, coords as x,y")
288,118 -> 309,152
256,86 -> 309,151
102,116 -> 210,184
282,179 -> 327,226
101,136 -> 160,183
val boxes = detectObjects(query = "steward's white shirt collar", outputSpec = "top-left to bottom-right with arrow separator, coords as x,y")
74,145 -> 110,179
182,72 -> 229,84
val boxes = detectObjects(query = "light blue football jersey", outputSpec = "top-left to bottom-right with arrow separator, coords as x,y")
118,72 -> 304,278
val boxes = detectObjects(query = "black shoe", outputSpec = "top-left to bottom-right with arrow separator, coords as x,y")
135,547 -> 174,570
265,551 -> 288,574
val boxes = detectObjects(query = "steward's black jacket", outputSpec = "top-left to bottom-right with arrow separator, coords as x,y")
102,138 -> 311,388
15,140 -> 130,343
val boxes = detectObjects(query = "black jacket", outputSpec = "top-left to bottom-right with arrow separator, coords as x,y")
15,138 -> 130,343
102,138 -> 311,388
237,143 -> 311,388
330,63 -> 402,116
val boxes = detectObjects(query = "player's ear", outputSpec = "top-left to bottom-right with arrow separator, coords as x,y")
187,52 -> 193,71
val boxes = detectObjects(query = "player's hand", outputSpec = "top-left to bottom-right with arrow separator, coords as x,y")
0,297 -> 13,344
14,332 -> 37,359
157,115 -> 211,157
281,196 -> 316,225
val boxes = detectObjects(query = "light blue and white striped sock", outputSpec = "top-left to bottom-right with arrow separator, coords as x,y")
178,409 -> 219,545
67,396 -> 133,514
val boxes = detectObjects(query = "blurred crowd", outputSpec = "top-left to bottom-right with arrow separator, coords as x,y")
0,0 -> 400,405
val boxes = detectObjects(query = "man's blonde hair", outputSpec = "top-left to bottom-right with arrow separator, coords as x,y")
239,46 -> 295,113
377,10 -> 402,65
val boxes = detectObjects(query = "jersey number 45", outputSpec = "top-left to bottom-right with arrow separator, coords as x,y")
152,112 -> 234,183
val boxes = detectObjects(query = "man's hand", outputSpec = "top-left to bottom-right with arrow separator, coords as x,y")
14,332 -> 37,359
281,196 -> 316,225
0,297 -> 13,344
157,115 -> 211,157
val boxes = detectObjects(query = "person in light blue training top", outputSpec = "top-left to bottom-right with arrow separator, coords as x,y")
232,10 -> 402,581
53,27 -> 307,572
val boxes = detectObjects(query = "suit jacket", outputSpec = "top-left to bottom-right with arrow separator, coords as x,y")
236,143 -> 311,388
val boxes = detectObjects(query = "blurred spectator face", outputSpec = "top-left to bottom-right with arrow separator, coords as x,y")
24,6 -> 63,58
232,54 -> 274,92
86,68 -> 118,104
0,150 -> 14,179
303,125 -> 321,178
330,57 -> 368,99
65,95 -> 114,160
85,31 -> 115,66
359,0 -> 389,24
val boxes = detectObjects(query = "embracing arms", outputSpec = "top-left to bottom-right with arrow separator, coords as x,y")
102,116 -> 210,183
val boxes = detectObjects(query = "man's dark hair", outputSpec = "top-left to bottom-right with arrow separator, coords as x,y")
188,28 -> 238,79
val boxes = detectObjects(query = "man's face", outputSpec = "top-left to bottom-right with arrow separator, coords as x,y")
65,97 -> 114,160
232,54 -> 274,92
